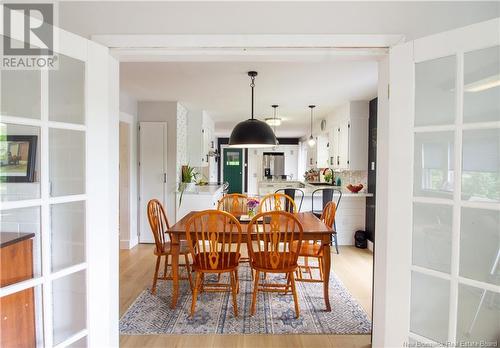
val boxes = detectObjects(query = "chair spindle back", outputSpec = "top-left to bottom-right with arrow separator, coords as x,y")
259,193 -> 297,213
217,193 -> 248,216
147,199 -> 172,254
247,211 -> 303,270
185,210 -> 242,270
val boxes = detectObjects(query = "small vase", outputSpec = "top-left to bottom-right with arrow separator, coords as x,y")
248,208 -> 255,217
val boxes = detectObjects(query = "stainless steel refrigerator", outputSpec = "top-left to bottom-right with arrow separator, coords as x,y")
263,152 -> 285,179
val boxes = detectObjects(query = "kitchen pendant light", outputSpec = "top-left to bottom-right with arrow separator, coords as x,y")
228,71 -> 278,148
265,104 -> 282,127
307,105 -> 316,147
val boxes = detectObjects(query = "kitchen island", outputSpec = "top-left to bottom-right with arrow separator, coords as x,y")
258,180 -> 373,245
175,184 -> 224,222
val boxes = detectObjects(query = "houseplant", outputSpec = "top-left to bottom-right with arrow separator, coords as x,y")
178,165 -> 199,205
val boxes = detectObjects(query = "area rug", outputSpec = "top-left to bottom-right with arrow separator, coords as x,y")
120,264 -> 371,335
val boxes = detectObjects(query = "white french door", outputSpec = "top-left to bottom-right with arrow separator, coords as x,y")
0,19 -> 118,348
380,18 -> 499,347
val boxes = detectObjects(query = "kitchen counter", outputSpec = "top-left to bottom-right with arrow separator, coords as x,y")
258,180 -> 372,197
0,232 -> 36,248
179,184 -> 224,195
257,180 -> 371,246
176,184 -> 224,222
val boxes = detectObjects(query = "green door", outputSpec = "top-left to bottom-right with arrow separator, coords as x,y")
223,148 -> 243,193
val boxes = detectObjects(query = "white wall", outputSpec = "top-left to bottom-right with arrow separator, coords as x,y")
119,112 -> 138,250
138,101 -> 181,222
59,2 -> 499,41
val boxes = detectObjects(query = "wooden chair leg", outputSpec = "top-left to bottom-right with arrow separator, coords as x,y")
190,272 -> 202,317
251,270 -> 260,316
318,257 -> 324,281
284,273 -> 292,294
151,255 -> 161,295
200,273 -> 205,292
289,272 -> 300,318
230,271 -> 238,317
163,254 -> 170,280
184,254 -> 194,291
234,270 -> 240,294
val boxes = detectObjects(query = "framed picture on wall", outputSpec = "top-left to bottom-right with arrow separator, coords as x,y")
0,135 -> 38,182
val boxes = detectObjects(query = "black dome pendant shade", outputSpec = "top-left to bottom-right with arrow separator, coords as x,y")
228,71 -> 278,148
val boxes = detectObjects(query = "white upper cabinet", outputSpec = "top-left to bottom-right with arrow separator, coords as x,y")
325,101 -> 369,171
187,110 -> 214,167
315,135 -> 330,168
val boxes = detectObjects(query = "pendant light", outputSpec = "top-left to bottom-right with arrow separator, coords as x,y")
265,104 -> 282,127
228,71 -> 278,148
307,105 -> 316,147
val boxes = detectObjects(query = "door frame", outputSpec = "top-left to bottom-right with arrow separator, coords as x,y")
96,32 -> 399,345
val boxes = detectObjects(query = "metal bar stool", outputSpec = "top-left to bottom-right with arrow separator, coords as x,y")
274,188 -> 305,212
311,188 -> 342,254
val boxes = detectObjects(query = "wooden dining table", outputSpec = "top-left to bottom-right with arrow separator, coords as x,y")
167,211 -> 334,311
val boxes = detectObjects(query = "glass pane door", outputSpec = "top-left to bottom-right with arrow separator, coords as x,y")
1,30 -> 89,347
410,45 -> 500,345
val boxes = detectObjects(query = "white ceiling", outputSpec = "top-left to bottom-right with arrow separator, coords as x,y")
120,60 -> 378,137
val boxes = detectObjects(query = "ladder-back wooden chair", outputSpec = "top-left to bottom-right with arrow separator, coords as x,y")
259,193 -> 297,214
247,211 -> 304,318
296,201 -> 336,283
217,193 -> 248,216
185,210 -> 242,317
147,199 -> 193,294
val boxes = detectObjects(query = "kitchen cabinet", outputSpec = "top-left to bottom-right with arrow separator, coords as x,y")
327,101 -> 368,171
0,233 -> 36,348
187,110 -> 214,167
306,135 -> 329,168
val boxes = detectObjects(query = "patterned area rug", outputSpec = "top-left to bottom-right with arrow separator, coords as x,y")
120,264 -> 371,335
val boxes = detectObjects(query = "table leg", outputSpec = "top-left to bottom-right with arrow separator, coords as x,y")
170,237 -> 180,309
323,243 -> 331,311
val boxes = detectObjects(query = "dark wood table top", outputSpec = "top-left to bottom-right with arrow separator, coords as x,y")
168,211 -> 333,237
0,232 -> 36,248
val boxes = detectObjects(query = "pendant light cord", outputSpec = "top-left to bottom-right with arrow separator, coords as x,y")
310,107 -> 313,136
250,75 -> 255,120
309,105 -> 316,137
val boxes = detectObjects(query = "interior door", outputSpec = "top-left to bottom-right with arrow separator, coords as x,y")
139,122 -> 167,243
381,18 -> 499,347
0,11 -> 118,348
223,148 -> 243,193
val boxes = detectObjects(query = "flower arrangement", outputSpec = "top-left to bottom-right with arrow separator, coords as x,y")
246,198 -> 260,217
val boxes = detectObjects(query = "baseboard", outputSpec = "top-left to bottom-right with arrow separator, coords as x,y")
120,238 -> 139,249
368,240 -> 374,252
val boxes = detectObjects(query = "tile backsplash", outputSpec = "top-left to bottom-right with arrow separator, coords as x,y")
335,170 -> 368,189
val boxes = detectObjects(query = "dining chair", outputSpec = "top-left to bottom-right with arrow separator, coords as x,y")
217,193 -> 249,280
259,193 -> 297,214
185,210 -> 242,317
274,188 -> 305,212
311,188 -> 342,254
247,211 -> 304,318
147,199 -> 193,295
295,201 -> 336,283
217,193 -> 248,216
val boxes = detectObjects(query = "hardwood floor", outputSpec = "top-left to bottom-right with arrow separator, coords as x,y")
120,245 -> 373,348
